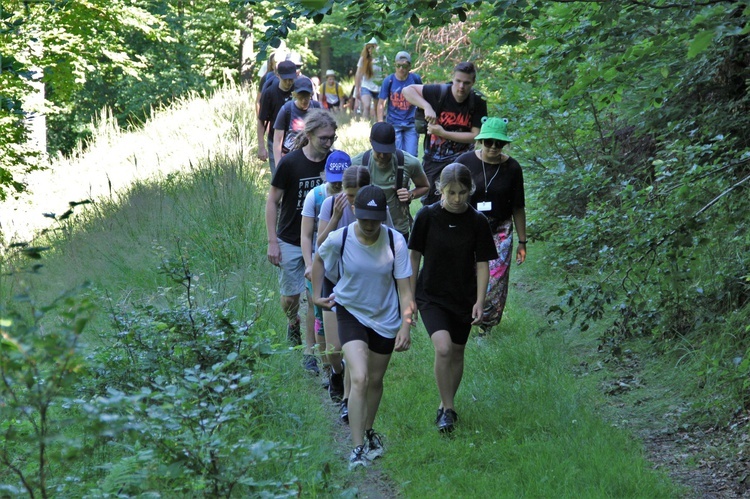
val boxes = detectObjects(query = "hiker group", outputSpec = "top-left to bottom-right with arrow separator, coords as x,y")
259,40 -> 528,470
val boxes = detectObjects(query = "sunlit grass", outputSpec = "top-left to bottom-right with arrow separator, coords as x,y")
0,86 -> 683,496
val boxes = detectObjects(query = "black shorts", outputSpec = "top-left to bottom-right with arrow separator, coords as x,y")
335,304 -> 395,355
419,303 -> 472,346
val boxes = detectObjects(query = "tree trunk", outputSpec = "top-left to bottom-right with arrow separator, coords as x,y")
239,9 -> 254,87
319,36 -> 331,75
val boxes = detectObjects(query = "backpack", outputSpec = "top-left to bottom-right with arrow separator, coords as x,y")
338,225 -> 397,287
321,81 -> 340,108
362,149 -> 406,192
311,184 -> 327,233
414,83 -> 482,134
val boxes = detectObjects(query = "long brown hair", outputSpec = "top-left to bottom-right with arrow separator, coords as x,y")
359,43 -> 376,80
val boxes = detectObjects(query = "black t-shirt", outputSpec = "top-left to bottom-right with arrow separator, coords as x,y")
457,150 -> 525,224
273,100 -> 323,153
408,203 -> 498,321
259,83 -> 293,141
271,149 -> 326,246
422,84 -> 488,162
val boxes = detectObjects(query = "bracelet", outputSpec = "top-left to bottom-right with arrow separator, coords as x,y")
518,240 -> 527,244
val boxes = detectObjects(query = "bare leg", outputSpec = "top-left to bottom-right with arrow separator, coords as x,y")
431,330 -> 466,410
323,309 -> 342,373
360,93 -> 372,120
343,339 -> 370,447
364,349 -> 392,430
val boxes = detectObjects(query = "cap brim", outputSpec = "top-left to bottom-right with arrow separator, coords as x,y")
278,71 -> 298,80
325,173 -> 343,182
475,132 -> 512,143
370,140 -> 396,154
354,208 -> 387,221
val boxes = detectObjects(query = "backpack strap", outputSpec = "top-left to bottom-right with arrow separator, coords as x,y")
364,149 -> 405,191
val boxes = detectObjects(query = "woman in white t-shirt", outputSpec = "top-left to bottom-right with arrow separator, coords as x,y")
354,38 -> 383,120
312,185 -> 415,470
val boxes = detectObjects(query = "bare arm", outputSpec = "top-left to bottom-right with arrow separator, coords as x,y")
427,124 -> 480,144
472,261 -> 489,325
513,206 -> 527,264
312,252 -> 335,310
273,131 -> 284,167
301,216 -> 315,280
402,84 -> 436,123
398,170 -> 430,203
394,277 -> 416,352
354,65 -> 364,100
265,186 -> 284,266
377,97 -> 386,122
408,250 -> 422,301
256,116 -> 268,161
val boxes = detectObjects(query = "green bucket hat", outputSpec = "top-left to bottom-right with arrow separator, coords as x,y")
474,117 -> 512,143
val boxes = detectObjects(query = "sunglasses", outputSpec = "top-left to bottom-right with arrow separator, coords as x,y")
395,63 -> 410,69
482,139 -> 506,148
317,134 -> 338,144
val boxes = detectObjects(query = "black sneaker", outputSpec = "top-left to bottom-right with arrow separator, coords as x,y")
340,398 -> 349,424
328,369 -> 344,402
286,319 -> 301,346
435,407 -> 444,424
437,408 -> 457,433
364,429 -> 384,460
348,445 -> 368,470
303,354 -> 320,374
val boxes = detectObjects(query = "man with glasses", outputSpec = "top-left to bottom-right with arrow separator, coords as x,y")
377,52 -> 422,157
402,61 -> 487,205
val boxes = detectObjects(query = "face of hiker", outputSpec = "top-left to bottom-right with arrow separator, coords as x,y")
373,151 -> 392,169
441,181 -> 470,214
344,186 -> 359,207
326,76 -> 335,86
295,92 -> 312,110
309,126 -> 336,155
357,218 -> 381,238
452,71 -> 475,102
279,78 -> 295,92
395,61 -> 410,79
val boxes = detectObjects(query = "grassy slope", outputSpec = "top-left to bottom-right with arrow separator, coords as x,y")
1,87 -> 681,496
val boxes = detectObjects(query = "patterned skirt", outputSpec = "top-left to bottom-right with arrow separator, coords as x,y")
480,218 -> 513,331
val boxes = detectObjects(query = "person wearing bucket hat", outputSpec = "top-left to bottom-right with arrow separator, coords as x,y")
257,59 -> 299,173
273,76 -> 323,164
355,37 -> 384,120
456,117 -> 528,333
320,69 -> 347,113
300,150 -> 353,378
351,122 -> 430,239
402,61 -> 488,205
377,51 -> 423,156
312,183 -> 415,470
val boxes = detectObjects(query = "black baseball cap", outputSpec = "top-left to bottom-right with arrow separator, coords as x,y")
354,185 -> 387,221
369,122 -> 396,154
277,61 -> 298,80
294,76 -> 313,94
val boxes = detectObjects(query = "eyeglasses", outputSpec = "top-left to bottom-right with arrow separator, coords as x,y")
482,139 -> 506,149
316,134 -> 337,144
395,63 -> 410,69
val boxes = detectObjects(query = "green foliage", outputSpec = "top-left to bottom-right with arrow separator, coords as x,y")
0,279 -> 93,497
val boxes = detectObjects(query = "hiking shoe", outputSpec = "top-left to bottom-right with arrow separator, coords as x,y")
340,398 -> 349,424
303,354 -> 320,374
437,408 -> 457,433
364,429 -> 384,460
348,445 -> 368,470
286,319 -> 301,346
328,369 -> 344,402
435,407 -> 444,424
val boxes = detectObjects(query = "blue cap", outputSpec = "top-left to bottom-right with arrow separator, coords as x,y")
325,150 -> 351,182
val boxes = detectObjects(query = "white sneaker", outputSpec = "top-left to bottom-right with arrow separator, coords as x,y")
364,429 -> 384,460
348,445 -> 368,470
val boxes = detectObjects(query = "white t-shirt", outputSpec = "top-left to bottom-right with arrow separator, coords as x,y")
358,56 -> 382,92
317,223 -> 411,338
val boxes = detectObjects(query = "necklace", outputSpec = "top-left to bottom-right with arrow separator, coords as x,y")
480,149 -> 501,199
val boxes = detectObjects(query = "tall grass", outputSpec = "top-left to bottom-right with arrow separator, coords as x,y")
0,86 -> 682,496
